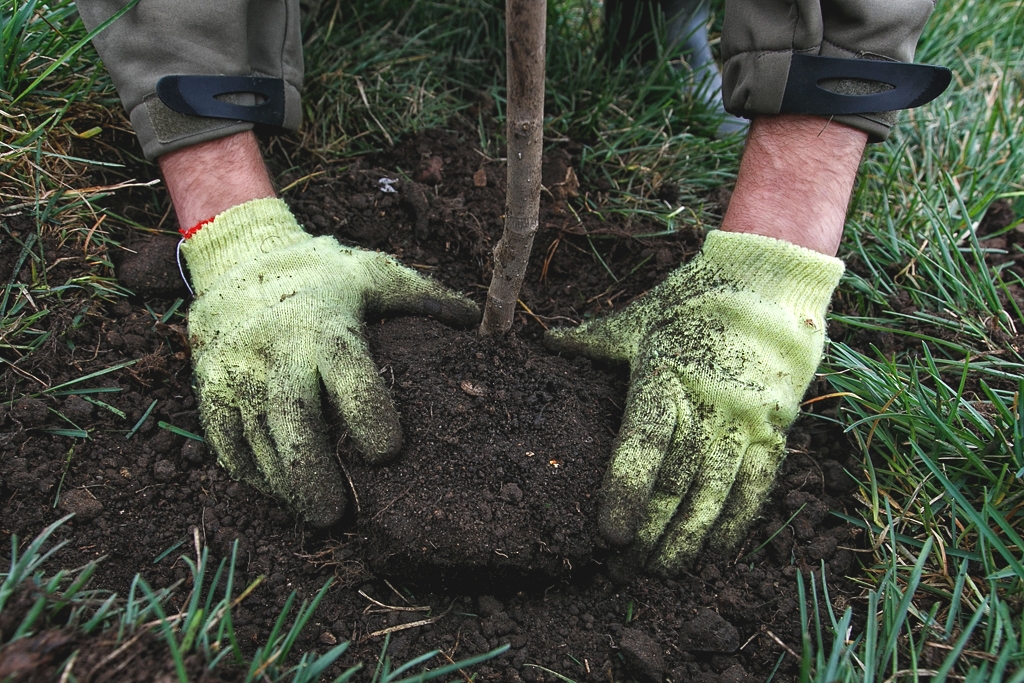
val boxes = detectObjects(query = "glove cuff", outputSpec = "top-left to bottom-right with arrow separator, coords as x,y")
180,198 -> 309,293
699,230 -> 844,317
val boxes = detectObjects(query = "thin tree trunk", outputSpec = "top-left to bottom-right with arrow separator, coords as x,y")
480,0 -> 546,336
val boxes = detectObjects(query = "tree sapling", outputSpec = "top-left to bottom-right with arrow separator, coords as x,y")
480,0 -> 547,335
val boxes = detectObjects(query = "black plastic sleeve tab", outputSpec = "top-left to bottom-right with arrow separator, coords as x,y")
780,54 -> 952,116
156,75 -> 286,127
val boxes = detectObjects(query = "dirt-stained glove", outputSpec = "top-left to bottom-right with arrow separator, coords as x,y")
182,198 -> 479,527
545,230 -> 843,577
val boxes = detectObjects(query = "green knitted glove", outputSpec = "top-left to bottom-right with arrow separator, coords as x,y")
545,230 -> 843,577
182,198 -> 479,527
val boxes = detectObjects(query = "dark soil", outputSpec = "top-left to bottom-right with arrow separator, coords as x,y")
354,316 -> 622,588
2,123 -> 879,682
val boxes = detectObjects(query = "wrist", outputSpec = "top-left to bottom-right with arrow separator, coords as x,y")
180,198 -> 309,292
720,114 -> 866,257
697,230 -> 844,316
159,131 -> 277,231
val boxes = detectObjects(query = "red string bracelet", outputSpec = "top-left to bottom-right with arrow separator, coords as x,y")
179,216 -> 215,240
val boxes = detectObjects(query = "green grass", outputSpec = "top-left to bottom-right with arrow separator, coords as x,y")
1,0 -> 139,373
814,0 -> 1024,678
0,517 -> 508,681
4,0 -> 1024,679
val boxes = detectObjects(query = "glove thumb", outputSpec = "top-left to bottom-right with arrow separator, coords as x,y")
544,314 -> 635,363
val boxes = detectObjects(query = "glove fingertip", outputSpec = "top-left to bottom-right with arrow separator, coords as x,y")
647,545 -> 698,578
423,295 -> 481,329
198,396 -> 259,484
301,490 -> 347,528
600,519 -> 636,548
543,327 -> 590,355
355,420 -> 403,465
598,495 -> 641,547
703,530 -> 742,557
545,323 -> 631,363
348,409 -> 403,466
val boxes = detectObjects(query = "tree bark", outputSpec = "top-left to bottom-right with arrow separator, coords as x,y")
480,0 -> 546,336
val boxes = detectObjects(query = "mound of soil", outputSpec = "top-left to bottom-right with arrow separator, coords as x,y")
1,123 -> 872,683
353,317 -> 622,587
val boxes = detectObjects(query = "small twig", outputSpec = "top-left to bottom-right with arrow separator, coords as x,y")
252,649 -> 283,679
883,670 -> 946,683
82,214 -> 106,255
359,590 -> 430,613
516,299 -> 549,330
800,391 -> 861,406
339,460 -> 360,514
362,603 -> 454,641
1,357 -> 48,388
539,236 -> 560,283
363,617 -> 438,640
192,525 -> 202,567
384,579 -> 413,606
139,613 -> 185,630
58,650 -> 79,683
764,629 -> 800,660
355,78 -> 393,146
280,171 -> 328,194
203,576 -> 265,630
924,641 -> 1000,662
372,488 -> 412,521
441,650 -> 476,683
154,202 -> 174,232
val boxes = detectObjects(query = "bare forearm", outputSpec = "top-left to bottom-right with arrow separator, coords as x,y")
720,114 -> 868,257
159,131 -> 276,232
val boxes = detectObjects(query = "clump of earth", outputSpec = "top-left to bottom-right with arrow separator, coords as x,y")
352,316 -> 621,588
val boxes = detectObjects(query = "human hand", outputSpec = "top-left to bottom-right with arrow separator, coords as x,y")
182,198 -> 479,526
545,231 -> 843,577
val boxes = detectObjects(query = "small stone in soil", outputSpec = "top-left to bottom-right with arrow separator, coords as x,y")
181,440 -> 207,464
58,489 -> 104,521
153,460 -> 177,482
617,627 -> 666,683
13,398 -> 48,427
61,395 -> 94,423
678,609 -> 740,654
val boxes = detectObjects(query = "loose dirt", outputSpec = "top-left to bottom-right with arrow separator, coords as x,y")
2,124 -> 873,682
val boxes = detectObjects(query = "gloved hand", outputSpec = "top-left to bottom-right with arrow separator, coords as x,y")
545,230 -> 843,577
182,198 -> 479,527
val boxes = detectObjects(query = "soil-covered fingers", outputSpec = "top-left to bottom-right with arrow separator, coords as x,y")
195,340 -> 350,527
704,437 -> 787,555
361,252 -> 480,327
319,323 -> 403,464
544,313 -> 636,363
597,374 -> 683,546
646,431 -> 749,576
194,372 -> 261,486
264,359 -> 348,527
604,412 -> 703,583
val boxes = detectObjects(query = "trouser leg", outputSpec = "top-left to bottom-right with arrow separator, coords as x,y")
721,0 -> 935,141
77,0 -> 304,161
